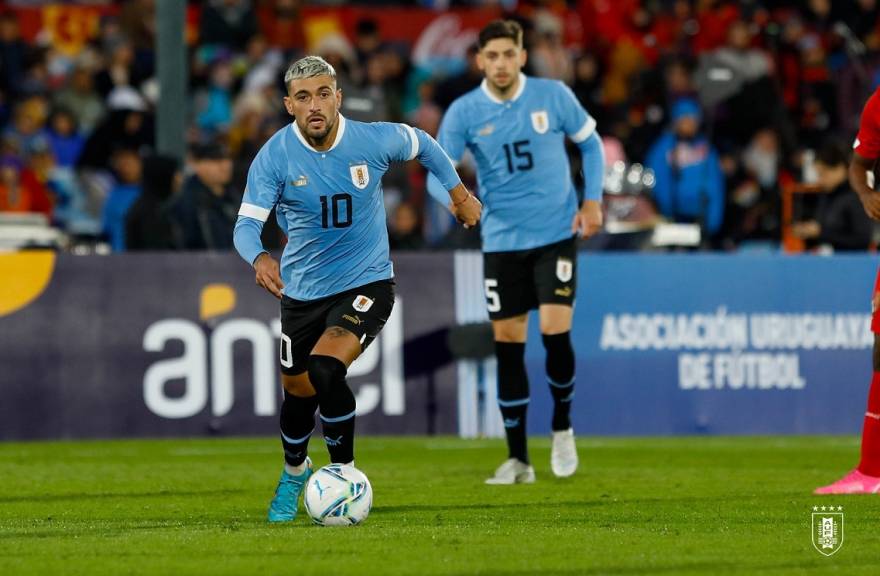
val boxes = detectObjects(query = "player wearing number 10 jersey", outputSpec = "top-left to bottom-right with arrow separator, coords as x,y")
427,20 -> 606,484
233,55 -> 481,522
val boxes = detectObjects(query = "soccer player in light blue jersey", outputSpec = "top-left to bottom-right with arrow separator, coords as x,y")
233,55 -> 481,522
428,20 -> 605,484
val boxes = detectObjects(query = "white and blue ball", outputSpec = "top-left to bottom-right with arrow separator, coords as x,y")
304,464 -> 372,526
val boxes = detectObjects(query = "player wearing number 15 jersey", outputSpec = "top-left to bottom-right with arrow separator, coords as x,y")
427,20 -> 605,484
233,56 -> 481,522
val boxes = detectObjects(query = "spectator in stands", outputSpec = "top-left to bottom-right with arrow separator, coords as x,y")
791,141 -> 874,251
256,0 -> 304,51
46,108 -> 84,169
119,0 -> 157,60
389,202 -> 425,251
94,39 -> 144,99
354,18 -> 384,68
170,143 -> 237,250
0,12 -> 26,98
196,58 -> 235,136
53,60 -> 106,135
409,80 -> 441,137
796,33 -> 837,149
572,52 -> 604,125
703,18 -> 789,150
377,48 -> 409,122
238,34 -> 284,96
844,0 -> 880,41
3,96 -> 49,157
529,11 -> 573,84
646,98 -> 725,239
664,57 -> 697,105
78,99 -> 153,172
433,44 -> 482,112
316,34 -> 383,122
102,147 -> 143,252
126,154 -> 180,251
199,0 -> 259,50
0,155 -> 51,216
720,128 -> 784,248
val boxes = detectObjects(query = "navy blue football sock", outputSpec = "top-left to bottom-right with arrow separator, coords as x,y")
309,355 -> 356,464
543,332 -> 575,431
279,389 -> 319,467
495,341 -> 530,464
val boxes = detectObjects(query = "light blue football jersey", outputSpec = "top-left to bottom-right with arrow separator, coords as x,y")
431,74 -> 597,253
237,115 -> 452,301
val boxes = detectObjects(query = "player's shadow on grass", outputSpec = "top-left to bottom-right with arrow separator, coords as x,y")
0,487 -> 250,504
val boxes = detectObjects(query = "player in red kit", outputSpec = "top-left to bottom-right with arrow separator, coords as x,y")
814,89 -> 880,494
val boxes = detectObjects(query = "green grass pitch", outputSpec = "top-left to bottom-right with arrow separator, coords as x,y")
1,436 -> 878,575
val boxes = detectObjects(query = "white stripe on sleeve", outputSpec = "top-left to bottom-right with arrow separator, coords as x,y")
570,117 -> 597,143
403,124 -> 419,160
238,202 -> 271,222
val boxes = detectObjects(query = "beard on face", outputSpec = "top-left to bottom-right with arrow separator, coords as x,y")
301,111 -> 336,143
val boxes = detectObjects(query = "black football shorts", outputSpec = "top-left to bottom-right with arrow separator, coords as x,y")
279,279 -> 395,375
482,236 -> 577,320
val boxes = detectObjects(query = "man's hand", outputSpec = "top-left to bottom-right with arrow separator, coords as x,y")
448,183 -> 482,228
790,220 -> 821,239
859,190 -> 880,221
572,200 -> 603,238
254,252 -> 284,299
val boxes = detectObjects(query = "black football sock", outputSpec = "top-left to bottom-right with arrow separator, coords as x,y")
309,355 -> 356,464
279,389 -> 319,468
543,332 -> 575,431
495,341 -> 530,464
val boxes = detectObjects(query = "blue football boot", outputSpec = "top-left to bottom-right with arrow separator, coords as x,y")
267,457 -> 313,522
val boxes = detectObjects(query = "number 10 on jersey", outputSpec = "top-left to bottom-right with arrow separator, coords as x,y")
320,194 -> 353,228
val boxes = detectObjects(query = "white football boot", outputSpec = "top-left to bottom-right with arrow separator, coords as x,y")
551,428 -> 578,478
485,458 -> 536,485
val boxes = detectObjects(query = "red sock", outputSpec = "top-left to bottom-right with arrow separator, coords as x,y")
857,372 -> 880,477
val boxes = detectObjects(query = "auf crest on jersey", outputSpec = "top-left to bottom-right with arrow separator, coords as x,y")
350,163 -> 370,189
531,110 -> 549,134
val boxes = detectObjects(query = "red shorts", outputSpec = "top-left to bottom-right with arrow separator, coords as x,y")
873,269 -> 880,333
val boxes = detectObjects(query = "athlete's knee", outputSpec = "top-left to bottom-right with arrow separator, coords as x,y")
308,354 -> 354,418
542,331 -> 572,352
539,305 -> 573,335
493,316 -> 527,343
307,355 -> 347,395
540,320 -> 570,335
281,372 -> 315,397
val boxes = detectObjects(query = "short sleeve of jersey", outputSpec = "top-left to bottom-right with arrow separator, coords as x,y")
436,101 -> 468,164
855,90 -> 880,159
373,122 -> 420,163
554,82 -> 596,144
240,139 -> 284,222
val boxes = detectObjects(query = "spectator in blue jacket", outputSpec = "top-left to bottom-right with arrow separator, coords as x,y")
102,147 -> 142,251
646,98 -> 725,238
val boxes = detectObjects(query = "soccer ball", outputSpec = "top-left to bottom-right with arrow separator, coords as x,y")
304,463 -> 373,526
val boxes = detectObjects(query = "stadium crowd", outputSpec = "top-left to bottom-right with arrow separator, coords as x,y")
1,0 -> 880,252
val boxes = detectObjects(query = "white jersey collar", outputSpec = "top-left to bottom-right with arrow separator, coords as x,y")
480,73 -> 527,104
291,113 -> 346,152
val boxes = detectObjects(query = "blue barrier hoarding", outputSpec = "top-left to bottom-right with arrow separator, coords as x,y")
0,252 -> 458,440
2,251 -> 876,439
524,254 -> 876,435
